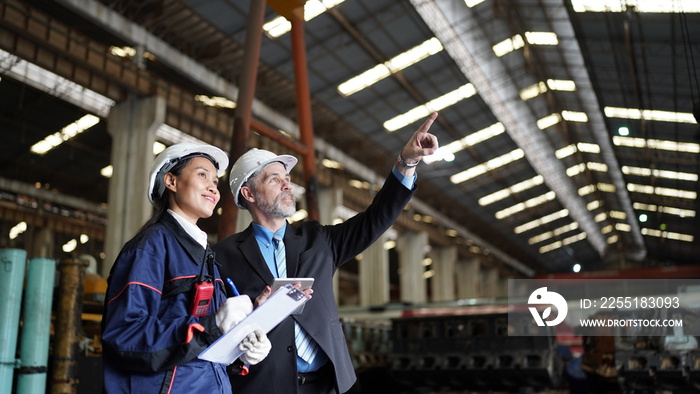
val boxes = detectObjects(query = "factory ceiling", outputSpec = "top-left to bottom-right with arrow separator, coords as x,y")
1,0 -> 698,277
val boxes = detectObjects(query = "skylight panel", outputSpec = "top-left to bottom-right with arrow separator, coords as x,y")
642,228 -> 694,242
263,0 -> 346,38
478,175 -> 544,206
424,122 -> 505,164
338,38 -> 443,96
571,0 -> 700,13
613,136 -> 700,153
633,202 -> 695,218
30,115 -> 100,155
495,191 -> 556,219
450,148 -> 524,184
384,83 -> 476,132
493,32 -> 558,57
622,166 -> 698,182
627,184 -> 697,200
605,107 -> 697,124
514,209 -> 569,234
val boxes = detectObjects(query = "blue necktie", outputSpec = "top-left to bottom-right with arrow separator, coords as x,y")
273,233 -> 318,364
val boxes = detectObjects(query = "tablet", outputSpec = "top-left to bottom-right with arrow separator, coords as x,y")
271,278 -> 314,294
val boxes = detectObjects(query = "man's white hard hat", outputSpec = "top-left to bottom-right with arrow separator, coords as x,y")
229,148 -> 297,210
148,142 -> 229,206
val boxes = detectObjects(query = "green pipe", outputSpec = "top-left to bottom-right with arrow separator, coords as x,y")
0,248 -> 27,393
16,257 -> 56,394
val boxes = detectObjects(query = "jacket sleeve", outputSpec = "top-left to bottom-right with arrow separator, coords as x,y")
102,246 -> 223,373
324,170 -> 414,265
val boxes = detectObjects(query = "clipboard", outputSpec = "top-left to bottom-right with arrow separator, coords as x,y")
198,284 -> 309,364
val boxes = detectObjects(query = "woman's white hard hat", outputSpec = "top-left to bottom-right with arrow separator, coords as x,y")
228,148 -> 297,210
148,142 -> 229,206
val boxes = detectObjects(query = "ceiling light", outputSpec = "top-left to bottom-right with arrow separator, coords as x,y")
9,221 -> 27,240
639,213 -> 648,222
633,202 -> 695,218
610,210 -> 626,220
641,228 -> 694,242
384,83 -> 476,131
425,122 -> 505,164
195,95 -> 236,109
322,158 -> 342,169
450,148 -> 524,184
571,0 -> 700,13
263,0 -> 346,38
339,37 -> 443,96
30,114 -> 100,155
514,209 -> 569,234
528,222 -> 579,244
537,113 -> 561,129
524,32 -> 559,46
627,184 -> 697,199
547,79 -> 576,91
562,111 -> 588,122
555,144 -> 577,159
539,232 -> 587,253
493,34 -> 525,57
587,200 -> 602,211
288,209 -> 308,223
100,165 -> 113,178
577,142 -> 600,153
622,166 -> 698,182
618,126 -> 630,136
573,263 -> 581,273
607,235 -> 619,244
605,106 -> 697,124
479,175 -> 544,206
464,0 -> 486,7
109,46 -> 136,58
495,191 -> 556,220
519,82 -> 548,101
62,239 -> 77,253
615,223 -> 631,232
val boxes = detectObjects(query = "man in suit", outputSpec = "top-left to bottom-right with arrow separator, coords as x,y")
213,112 -> 438,393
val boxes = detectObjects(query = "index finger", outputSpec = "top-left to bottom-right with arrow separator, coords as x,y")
416,112 -> 438,136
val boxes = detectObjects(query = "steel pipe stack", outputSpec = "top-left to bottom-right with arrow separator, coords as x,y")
0,248 -> 27,393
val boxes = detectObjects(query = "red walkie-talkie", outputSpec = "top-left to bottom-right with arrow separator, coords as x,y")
191,280 -> 214,317
191,253 -> 215,317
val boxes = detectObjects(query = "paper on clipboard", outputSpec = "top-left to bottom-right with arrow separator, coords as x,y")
198,284 -> 309,364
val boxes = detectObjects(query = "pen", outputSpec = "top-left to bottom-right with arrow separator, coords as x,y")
226,277 -> 240,297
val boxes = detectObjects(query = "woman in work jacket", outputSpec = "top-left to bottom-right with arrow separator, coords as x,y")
101,143 -> 271,393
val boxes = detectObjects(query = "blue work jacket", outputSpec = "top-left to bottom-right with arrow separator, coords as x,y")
101,213 -> 231,393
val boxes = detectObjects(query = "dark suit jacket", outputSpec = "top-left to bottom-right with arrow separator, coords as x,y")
213,171 -> 415,393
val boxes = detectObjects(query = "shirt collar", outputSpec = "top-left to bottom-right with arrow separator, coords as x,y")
167,209 -> 208,248
252,222 -> 287,244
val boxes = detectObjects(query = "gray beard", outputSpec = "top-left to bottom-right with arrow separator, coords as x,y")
254,190 -> 296,218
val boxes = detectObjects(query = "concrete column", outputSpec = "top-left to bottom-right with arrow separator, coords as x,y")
481,267 -> 499,299
456,258 -> 480,299
318,186 -> 342,304
429,246 -> 457,302
497,277 -> 509,299
103,96 -> 164,276
359,232 -> 389,307
397,231 -> 428,304
28,227 -> 54,259
236,210 -> 253,233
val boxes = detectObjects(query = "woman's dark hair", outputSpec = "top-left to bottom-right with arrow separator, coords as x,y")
135,154 -> 215,235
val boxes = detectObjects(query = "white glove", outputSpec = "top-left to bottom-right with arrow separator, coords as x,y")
239,330 -> 272,365
215,295 -> 253,333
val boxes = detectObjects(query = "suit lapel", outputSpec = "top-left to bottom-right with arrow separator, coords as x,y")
238,225 -> 275,283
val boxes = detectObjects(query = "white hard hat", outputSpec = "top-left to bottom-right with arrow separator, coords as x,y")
148,142 -> 229,206
229,148 -> 297,210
